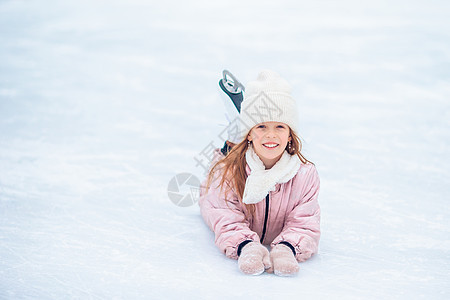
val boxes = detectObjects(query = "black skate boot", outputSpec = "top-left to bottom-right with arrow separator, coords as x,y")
219,70 -> 245,156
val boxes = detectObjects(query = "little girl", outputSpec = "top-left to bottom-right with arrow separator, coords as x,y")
199,70 -> 320,276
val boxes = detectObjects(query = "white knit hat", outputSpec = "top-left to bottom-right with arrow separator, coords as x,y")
237,70 -> 299,141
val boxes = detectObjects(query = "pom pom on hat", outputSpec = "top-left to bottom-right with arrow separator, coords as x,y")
237,70 -> 299,141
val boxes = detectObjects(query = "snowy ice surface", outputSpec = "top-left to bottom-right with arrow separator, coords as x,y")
1,0 -> 449,299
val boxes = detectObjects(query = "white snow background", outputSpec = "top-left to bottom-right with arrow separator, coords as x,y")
1,0 -> 449,299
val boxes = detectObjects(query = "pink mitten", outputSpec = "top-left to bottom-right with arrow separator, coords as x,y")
238,242 -> 271,275
268,243 -> 300,276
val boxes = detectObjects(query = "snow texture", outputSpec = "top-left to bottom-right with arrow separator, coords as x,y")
1,0 -> 449,299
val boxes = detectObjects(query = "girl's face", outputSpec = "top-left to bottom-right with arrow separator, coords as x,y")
248,121 -> 291,169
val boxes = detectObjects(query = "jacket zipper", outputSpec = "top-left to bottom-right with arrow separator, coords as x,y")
260,194 -> 270,244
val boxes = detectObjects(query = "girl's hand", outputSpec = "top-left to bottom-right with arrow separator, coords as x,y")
267,243 -> 300,276
238,242 -> 272,275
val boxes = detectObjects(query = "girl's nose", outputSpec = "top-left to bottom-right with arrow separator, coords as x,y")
265,129 -> 276,138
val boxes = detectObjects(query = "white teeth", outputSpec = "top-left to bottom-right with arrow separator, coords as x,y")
264,144 -> 278,148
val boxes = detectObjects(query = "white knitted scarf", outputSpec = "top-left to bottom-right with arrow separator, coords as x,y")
242,146 -> 301,204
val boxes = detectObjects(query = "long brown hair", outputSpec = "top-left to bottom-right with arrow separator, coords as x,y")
205,128 -> 311,218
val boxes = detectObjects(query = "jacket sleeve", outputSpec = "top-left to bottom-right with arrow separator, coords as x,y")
271,165 -> 321,262
198,150 -> 259,260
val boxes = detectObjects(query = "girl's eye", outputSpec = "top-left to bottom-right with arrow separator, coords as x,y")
257,125 -> 265,129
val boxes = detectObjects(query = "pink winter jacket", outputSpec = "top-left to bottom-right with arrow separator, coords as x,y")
198,149 -> 321,262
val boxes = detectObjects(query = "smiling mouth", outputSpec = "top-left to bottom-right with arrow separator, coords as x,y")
263,143 -> 279,149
